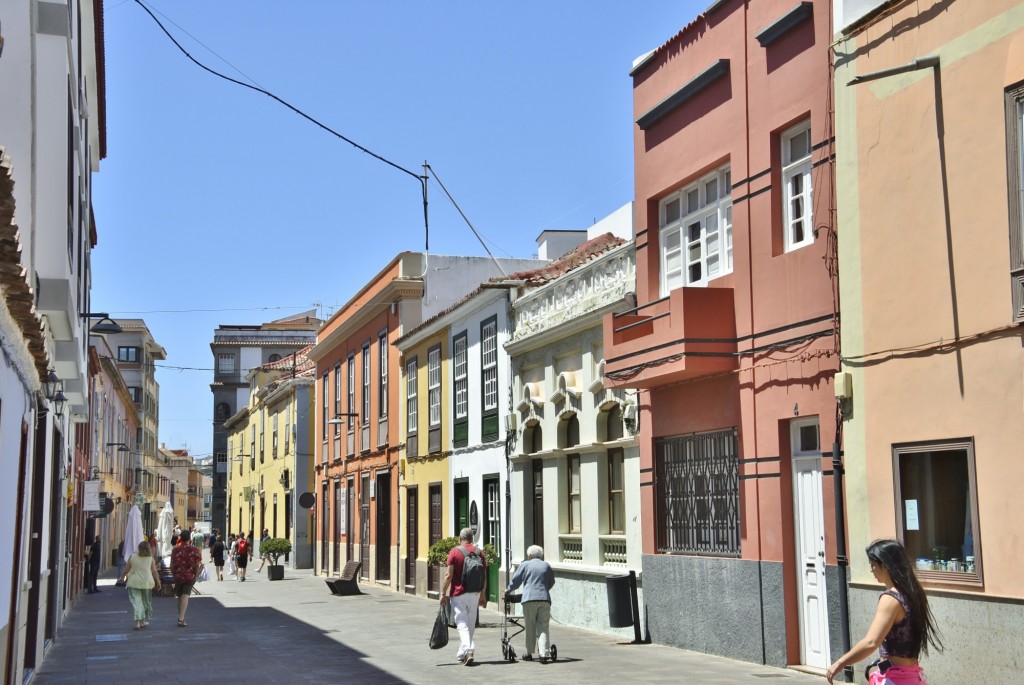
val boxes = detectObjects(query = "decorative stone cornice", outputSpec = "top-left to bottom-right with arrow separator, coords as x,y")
511,243 -> 634,344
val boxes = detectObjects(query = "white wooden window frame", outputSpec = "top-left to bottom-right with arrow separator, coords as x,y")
406,358 -> 418,437
321,372 -> 329,442
481,319 -> 498,411
782,119 -> 814,253
453,334 -> 468,420
361,344 -> 371,426
791,416 -> 820,458
378,332 -> 388,419
567,455 -> 581,534
333,363 -> 341,437
659,164 -> 733,294
427,346 -> 441,428
347,354 -> 355,430
217,353 -> 235,374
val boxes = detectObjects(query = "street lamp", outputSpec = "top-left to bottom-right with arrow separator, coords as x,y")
80,312 -> 123,335
327,412 -> 359,427
52,388 -> 67,418
44,369 -> 61,400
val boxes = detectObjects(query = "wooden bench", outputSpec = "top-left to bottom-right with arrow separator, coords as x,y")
325,561 -> 362,596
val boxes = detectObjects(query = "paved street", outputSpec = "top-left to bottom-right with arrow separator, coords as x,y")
35,567 -> 823,684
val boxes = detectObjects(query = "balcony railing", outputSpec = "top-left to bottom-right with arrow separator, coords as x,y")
600,536 -> 628,567
559,535 -> 583,564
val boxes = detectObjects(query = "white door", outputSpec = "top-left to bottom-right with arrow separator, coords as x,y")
792,418 -> 829,669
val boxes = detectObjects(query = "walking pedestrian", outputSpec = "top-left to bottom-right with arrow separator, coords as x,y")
507,545 -> 555,663
256,529 -> 271,573
87,536 -> 102,593
440,528 -> 488,666
115,539 -> 126,586
122,540 -> 160,630
826,539 -> 943,683
211,534 -> 226,581
227,534 -> 237,576
170,528 -> 203,627
235,532 -> 249,581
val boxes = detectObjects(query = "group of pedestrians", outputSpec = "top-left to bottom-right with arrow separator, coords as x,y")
440,533 -> 938,684
118,528 -> 203,629
204,529 -> 269,582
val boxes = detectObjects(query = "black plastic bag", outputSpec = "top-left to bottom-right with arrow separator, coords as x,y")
429,602 -> 451,649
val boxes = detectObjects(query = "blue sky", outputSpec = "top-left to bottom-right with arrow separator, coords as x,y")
91,0 -> 705,458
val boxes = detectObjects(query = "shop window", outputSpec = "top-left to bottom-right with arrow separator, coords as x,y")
893,438 -> 982,584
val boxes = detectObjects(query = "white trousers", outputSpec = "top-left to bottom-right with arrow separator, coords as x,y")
450,592 -> 479,659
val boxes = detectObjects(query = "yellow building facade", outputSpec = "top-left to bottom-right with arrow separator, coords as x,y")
225,350 -> 316,566
397,328 -> 449,597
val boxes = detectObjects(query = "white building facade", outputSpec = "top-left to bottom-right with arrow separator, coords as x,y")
0,0 -> 108,681
506,227 -> 643,638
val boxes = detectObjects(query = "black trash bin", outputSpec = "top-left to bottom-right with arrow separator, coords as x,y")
606,573 -> 634,628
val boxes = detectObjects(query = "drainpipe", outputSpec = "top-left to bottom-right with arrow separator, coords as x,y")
832,407 -> 852,682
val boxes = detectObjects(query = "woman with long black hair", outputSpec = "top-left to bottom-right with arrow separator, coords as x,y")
826,539 -> 943,683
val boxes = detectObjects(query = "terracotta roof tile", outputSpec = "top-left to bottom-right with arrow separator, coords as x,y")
501,232 -> 626,286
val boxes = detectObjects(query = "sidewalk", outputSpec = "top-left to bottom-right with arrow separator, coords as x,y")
34,566 -> 824,684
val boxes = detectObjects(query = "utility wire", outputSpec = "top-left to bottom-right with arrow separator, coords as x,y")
133,0 -> 423,183
142,2 -> 265,89
425,164 -> 506,276
108,305 -> 330,315
131,1 -> 532,263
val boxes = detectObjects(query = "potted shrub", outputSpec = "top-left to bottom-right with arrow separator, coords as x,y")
427,536 -> 499,572
260,538 -> 292,581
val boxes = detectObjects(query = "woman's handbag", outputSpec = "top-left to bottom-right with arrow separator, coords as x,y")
429,602 -> 451,649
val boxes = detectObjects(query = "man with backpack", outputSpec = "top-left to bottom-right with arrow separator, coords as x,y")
440,528 -> 487,666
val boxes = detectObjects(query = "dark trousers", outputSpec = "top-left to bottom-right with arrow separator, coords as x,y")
88,558 -> 100,591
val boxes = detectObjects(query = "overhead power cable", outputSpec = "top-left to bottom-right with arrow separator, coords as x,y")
133,0 -> 422,183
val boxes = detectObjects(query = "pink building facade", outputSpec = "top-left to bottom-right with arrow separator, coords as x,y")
604,0 -> 841,668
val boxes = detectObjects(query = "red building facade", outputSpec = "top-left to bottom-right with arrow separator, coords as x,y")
604,0 -> 841,668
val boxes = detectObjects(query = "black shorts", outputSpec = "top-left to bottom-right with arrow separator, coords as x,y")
236,554 -> 248,569
213,557 -> 224,568
175,581 -> 194,597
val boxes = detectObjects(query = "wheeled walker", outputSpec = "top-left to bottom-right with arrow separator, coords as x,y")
500,592 -> 558,662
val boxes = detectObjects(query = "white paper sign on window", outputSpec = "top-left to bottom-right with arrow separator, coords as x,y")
905,499 -> 920,531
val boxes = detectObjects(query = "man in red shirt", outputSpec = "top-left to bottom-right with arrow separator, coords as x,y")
170,529 -> 203,627
440,528 -> 487,665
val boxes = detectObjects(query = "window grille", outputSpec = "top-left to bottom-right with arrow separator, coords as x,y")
656,428 -> 740,556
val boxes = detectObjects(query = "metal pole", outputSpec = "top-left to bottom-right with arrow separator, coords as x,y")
833,438 -> 853,682
628,570 -> 643,644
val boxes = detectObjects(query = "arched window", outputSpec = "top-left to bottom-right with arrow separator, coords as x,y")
268,353 -> 282,363
560,414 -> 580,449
605,404 -> 624,442
524,423 -> 543,455
215,402 -> 231,422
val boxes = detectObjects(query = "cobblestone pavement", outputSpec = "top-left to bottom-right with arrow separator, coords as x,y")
33,566 -> 825,684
